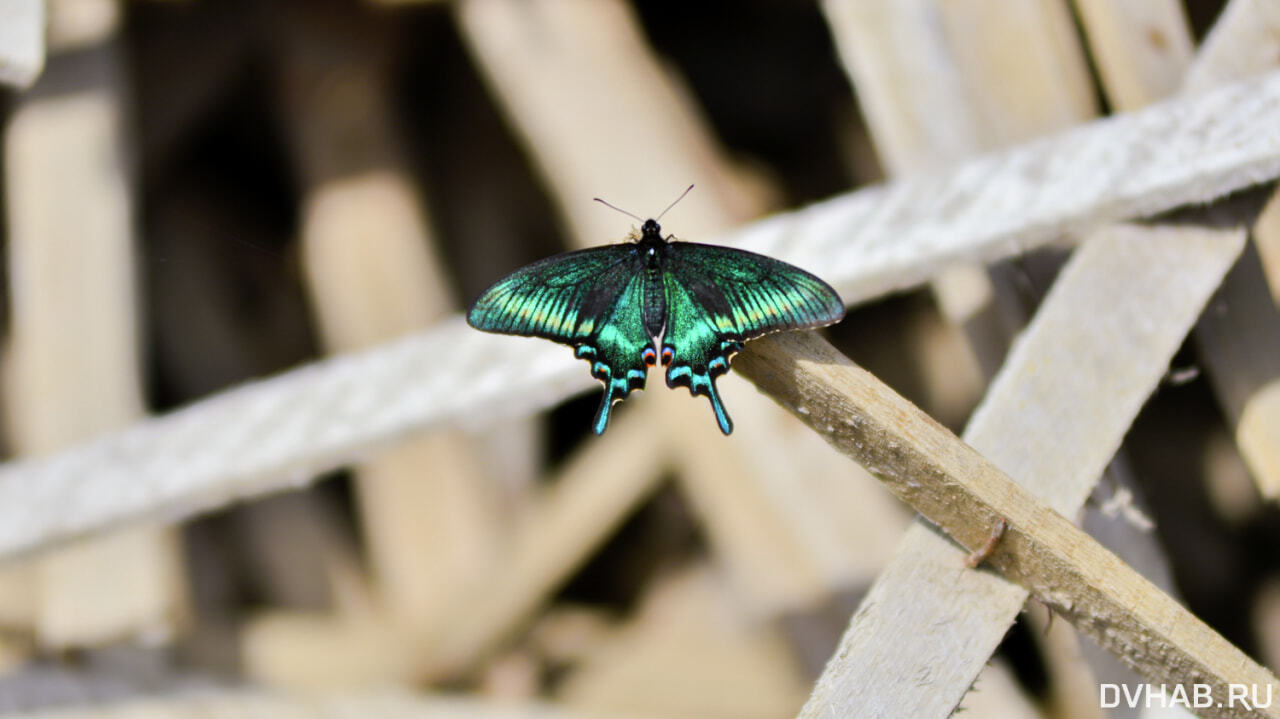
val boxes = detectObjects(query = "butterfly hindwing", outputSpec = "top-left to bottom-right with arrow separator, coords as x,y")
467,245 -> 652,434
660,242 -> 845,434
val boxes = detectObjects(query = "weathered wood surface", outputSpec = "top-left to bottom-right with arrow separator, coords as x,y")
735,235 -> 1280,719
788,225 -> 1249,718
1181,0 -> 1280,502
1,71 -> 1280,564
796,4 -> 1270,717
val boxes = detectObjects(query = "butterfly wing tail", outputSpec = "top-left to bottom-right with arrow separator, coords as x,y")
705,378 -> 733,435
579,343 -> 649,435
592,379 -> 621,435
665,347 -> 736,436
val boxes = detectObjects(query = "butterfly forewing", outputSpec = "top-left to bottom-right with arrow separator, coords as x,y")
467,217 -> 845,436
467,245 -> 653,434
659,242 -> 845,434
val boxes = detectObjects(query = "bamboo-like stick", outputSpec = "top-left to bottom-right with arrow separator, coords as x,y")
0,72 -> 1278,563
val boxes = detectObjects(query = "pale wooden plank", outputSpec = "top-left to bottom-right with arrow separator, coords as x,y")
0,0 -> 43,87
1,40 -> 184,648
45,0 -> 117,52
819,0 -> 983,175
455,0 -> 761,245
1182,0 -> 1280,96
787,225 -> 1248,717
555,566 -> 808,719
429,411 -> 667,677
7,689 -> 628,719
797,7 -> 1238,716
935,0 -> 1096,145
820,0 -> 1092,389
1073,0 -> 1195,110
1179,0 -> 1280,502
242,9 -> 510,684
732,259 -> 1280,719
1195,241 -> 1280,500
0,71 -> 1279,564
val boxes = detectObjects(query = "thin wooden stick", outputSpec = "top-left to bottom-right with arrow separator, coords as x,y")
734,315 -> 1280,719
781,224 -> 1249,718
1,71 -> 1280,563
1073,0 -> 1194,110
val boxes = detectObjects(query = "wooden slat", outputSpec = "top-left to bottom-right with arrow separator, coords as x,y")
1073,0 -> 1194,110
430,410 -> 666,677
816,4 -> 1101,713
788,224 -> 1248,717
1195,241 -> 1280,500
1182,0 -> 1280,96
0,0 -> 44,87
1180,0 -> 1280,502
6,689 -> 634,719
1,38 -> 183,649
455,0 -> 759,244
241,7 -> 510,685
733,236 -> 1280,719
0,71 -> 1279,564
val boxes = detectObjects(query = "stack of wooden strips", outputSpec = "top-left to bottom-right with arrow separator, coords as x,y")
0,1 -> 1279,718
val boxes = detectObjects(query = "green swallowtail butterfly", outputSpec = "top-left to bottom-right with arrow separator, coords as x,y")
467,194 -> 845,435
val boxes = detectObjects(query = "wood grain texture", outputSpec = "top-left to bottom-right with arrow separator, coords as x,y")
1,71 -> 1280,563
783,225 -> 1249,717
732,241 -> 1280,719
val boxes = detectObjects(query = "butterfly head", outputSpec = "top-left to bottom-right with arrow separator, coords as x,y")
640,219 -> 664,242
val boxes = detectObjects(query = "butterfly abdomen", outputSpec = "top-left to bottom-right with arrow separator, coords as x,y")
641,241 -> 667,338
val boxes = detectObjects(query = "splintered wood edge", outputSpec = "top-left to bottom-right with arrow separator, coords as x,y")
734,332 -> 1280,719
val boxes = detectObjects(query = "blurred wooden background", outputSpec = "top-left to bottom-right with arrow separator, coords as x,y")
2,0 -> 1280,717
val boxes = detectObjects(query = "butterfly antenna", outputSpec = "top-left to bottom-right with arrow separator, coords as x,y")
656,184 -> 694,221
593,197 -> 644,222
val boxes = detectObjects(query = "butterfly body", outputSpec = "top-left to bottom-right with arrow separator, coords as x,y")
467,219 -> 844,435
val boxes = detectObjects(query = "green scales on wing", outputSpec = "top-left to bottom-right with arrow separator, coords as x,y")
467,218 -> 845,435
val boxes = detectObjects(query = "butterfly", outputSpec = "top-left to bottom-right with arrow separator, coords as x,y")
467,193 -> 845,435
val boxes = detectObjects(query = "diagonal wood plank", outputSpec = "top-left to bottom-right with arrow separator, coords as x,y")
735,317 -> 1280,719
2,72 -> 1280,562
790,224 -> 1249,717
